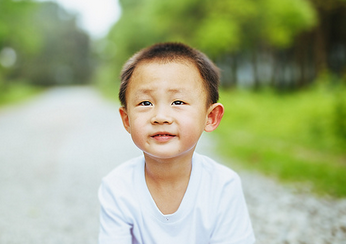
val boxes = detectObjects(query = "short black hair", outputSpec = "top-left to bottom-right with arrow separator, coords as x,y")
119,42 -> 220,108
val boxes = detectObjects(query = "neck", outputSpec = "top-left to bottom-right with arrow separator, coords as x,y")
144,152 -> 194,215
144,152 -> 193,184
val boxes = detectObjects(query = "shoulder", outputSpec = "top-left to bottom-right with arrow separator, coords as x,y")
100,156 -> 144,196
192,153 -> 245,210
103,156 -> 144,182
98,157 -> 145,241
194,153 -> 241,185
98,156 -> 144,218
194,154 -> 255,243
193,153 -> 245,207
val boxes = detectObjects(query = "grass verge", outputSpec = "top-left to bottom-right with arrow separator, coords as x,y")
215,85 -> 346,198
0,83 -> 43,107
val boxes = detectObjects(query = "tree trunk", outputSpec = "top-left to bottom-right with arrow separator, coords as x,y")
252,50 -> 259,90
314,8 -> 328,76
231,54 -> 238,87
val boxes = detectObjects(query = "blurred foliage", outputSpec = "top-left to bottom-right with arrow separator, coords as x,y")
0,0 -> 343,196
0,0 -> 94,100
18,2 -> 93,86
0,0 -> 41,55
97,0 -> 317,83
95,0 -> 346,91
0,82 -> 43,106
215,82 -> 346,197
196,0 -> 316,54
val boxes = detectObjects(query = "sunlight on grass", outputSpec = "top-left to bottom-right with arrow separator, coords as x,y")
216,85 -> 346,198
0,83 -> 42,107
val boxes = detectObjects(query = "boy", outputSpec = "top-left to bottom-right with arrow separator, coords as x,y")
98,42 -> 255,244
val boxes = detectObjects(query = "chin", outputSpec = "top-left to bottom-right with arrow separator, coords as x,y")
143,149 -> 194,161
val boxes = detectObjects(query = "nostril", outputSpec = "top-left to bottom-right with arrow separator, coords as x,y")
151,108 -> 173,124
153,119 -> 170,124
151,116 -> 172,125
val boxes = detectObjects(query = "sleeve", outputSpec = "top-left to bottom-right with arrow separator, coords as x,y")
98,179 -> 133,244
210,174 -> 256,244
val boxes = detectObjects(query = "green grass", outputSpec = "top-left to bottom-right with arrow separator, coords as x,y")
0,83 -> 43,107
215,85 -> 346,198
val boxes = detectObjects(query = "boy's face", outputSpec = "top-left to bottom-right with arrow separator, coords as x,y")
119,60 -> 217,161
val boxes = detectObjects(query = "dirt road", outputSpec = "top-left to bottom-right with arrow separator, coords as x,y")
0,87 -> 141,243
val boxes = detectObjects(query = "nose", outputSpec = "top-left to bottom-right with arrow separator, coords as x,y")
151,106 -> 173,124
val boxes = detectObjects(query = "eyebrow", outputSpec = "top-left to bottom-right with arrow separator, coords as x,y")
167,88 -> 185,94
135,89 -> 153,94
135,88 -> 186,95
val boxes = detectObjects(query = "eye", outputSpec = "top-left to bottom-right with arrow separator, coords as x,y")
139,101 -> 153,106
172,100 -> 186,106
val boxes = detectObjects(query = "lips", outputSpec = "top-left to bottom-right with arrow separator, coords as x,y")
151,132 -> 176,141
152,133 -> 175,138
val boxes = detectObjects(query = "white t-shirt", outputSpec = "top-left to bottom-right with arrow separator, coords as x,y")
98,153 -> 255,244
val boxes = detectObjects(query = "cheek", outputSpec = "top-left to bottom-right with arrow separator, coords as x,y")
129,112 -> 145,126
180,113 -> 206,136
129,125 -> 147,150
129,116 -> 148,138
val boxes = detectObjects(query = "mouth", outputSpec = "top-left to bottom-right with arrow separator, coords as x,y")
151,132 -> 176,140
152,133 -> 175,137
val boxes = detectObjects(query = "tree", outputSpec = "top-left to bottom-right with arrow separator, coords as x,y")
0,0 -> 41,89
3,1 -> 93,86
103,0 -> 319,88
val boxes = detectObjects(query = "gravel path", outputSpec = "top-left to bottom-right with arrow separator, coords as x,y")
0,87 -> 345,244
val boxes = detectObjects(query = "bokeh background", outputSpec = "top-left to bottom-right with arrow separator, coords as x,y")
0,0 -> 346,242
1,0 -> 345,197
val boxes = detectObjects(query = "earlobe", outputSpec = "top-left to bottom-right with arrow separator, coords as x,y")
204,103 -> 224,132
119,107 -> 131,133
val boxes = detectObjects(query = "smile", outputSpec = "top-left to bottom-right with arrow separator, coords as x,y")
153,134 -> 175,137
151,133 -> 176,141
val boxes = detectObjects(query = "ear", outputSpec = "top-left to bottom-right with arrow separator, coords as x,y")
119,107 -> 131,133
204,103 -> 224,132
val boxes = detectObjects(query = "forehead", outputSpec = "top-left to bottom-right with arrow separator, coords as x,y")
129,60 -> 205,91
